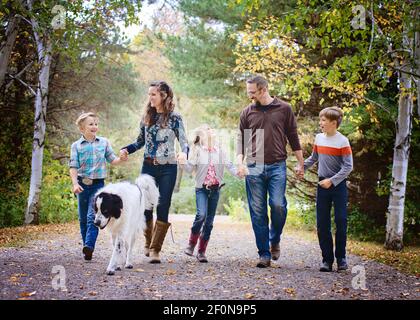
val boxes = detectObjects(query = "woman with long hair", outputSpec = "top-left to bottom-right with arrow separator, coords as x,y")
120,81 -> 188,263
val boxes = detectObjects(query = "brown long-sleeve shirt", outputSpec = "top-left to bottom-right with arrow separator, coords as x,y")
237,97 -> 301,164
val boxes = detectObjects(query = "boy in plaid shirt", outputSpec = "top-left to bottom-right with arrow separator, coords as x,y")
69,112 -> 125,260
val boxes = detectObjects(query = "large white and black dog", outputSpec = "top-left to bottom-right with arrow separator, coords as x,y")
93,174 -> 159,275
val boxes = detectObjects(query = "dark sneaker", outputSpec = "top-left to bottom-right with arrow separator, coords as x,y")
83,246 -> 93,261
256,257 -> 271,268
270,243 -> 281,261
319,261 -> 333,272
196,252 -> 208,263
337,259 -> 348,271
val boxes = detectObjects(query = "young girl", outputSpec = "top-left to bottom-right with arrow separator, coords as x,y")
182,124 -> 238,262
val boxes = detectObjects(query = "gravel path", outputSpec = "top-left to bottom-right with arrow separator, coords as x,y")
0,215 -> 418,300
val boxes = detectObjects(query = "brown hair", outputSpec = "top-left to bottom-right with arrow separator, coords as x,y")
246,75 -> 268,90
319,106 -> 344,128
144,81 -> 175,127
75,112 -> 98,129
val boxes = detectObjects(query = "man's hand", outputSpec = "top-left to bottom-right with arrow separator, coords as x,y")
119,149 -> 129,161
294,163 -> 304,180
319,178 -> 332,189
237,164 -> 248,179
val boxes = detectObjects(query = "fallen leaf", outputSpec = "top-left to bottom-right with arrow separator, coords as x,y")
283,287 -> 296,296
244,293 -> 255,299
88,291 -> 97,296
166,269 -> 176,276
19,291 -> 36,297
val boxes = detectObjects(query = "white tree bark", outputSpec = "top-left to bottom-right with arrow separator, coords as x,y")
415,7 -> 420,116
25,1 -> 53,224
0,14 -> 20,89
385,53 -> 413,250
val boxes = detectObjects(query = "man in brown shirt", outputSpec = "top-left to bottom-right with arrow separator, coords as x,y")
237,75 -> 304,268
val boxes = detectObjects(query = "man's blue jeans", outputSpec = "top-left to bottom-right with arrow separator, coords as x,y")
191,187 -> 220,241
245,161 -> 288,259
77,179 -> 104,250
316,179 -> 348,264
141,162 -> 177,223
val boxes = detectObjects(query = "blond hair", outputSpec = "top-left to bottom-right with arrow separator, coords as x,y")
319,106 -> 344,128
75,112 -> 98,129
190,124 -> 211,162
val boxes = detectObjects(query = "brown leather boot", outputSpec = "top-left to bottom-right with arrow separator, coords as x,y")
149,220 -> 171,264
144,219 -> 154,257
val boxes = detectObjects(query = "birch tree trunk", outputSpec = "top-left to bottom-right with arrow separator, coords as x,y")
385,54 -> 413,250
25,1 -> 53,224
415,7 -> 420,116
0,14 -> 20,89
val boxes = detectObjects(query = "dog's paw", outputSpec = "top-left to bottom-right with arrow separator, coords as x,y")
125,264 -> 133,269
115,267 -> 122,271
106,270 -> 115,276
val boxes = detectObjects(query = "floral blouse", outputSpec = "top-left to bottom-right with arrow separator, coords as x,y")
124,112 -> 189,162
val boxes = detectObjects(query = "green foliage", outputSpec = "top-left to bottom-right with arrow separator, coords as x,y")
218,173 -> 246,214
0,183 -> 27,228
285,201 -> 316,231
223,197 -> 249,221
179,0 -> 247,26
171,175 -> 197,214
39,149 -> 77,224
347,207 -> 384,242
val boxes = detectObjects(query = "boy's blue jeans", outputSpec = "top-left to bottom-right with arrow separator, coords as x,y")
77,179 -> 104,250
191,187 -> 220,241
245,161 -> 288,259
141,162 -> 177,223
316,179 -> 348,264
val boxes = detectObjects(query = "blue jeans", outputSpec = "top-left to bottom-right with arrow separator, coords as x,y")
316,179 -> 348,264
141,162 -> 177,223
191,187 -> 220,241
245,161 -> 287,259
77,179 -> 104,250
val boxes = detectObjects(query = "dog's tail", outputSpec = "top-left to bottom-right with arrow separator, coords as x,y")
135,174 -> 160,210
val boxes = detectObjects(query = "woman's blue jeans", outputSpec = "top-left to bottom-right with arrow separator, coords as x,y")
141,162 -> 177,223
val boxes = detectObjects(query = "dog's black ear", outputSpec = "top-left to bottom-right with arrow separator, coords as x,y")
110,194 -> 123,219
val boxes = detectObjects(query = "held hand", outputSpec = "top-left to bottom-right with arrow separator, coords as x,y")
294,164 -> 304,180
177,152 -> 187,165
119,149 -> 129,161
237,164 -> 247,179
72,183 -> 84,194
319,179 -> 332,189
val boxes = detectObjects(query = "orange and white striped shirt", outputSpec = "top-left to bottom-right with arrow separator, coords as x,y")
304,132 -> 353,186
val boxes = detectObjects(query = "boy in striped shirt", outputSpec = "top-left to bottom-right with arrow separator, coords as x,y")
303,107 -> 353,272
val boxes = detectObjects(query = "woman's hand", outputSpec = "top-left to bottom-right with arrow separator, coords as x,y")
119,149 -> 129,161
177,152 -> 187,165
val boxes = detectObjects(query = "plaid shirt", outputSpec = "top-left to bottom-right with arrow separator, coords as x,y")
69,136 -> 117,179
